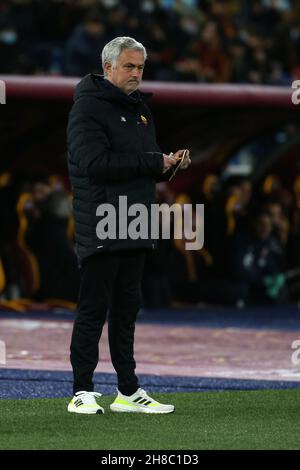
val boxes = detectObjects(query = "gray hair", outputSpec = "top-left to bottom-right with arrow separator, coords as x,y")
101,36 -> 147,77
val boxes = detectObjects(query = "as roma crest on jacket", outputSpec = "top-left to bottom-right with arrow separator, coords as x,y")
140,115 -> 148,125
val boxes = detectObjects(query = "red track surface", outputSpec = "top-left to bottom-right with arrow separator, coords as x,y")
1,317 -> 300,381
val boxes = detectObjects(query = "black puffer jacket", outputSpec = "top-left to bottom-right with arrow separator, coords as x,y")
67,74 -> 167,263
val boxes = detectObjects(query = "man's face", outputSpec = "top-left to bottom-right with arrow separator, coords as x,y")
105,49 -> 145,95
266,203 -> 282,227
32,182 -> 52,203
256,214 -> 273,240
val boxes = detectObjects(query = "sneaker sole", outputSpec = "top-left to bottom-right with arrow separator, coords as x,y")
110,404 -> 175,414
67,404 -> 104,415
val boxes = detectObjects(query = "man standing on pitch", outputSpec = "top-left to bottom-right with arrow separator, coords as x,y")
67,36 -> 191,414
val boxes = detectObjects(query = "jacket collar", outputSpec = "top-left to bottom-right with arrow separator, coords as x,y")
94,75 -> 152,107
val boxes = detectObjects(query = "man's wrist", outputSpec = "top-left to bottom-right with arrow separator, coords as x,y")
143,151 -> 164,176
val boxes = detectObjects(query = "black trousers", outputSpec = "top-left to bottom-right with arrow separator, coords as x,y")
70,249 -> 146,395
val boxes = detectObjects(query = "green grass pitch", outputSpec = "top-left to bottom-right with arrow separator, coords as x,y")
1,389 -> 300,450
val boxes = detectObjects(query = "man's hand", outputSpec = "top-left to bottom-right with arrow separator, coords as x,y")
162,153 -> 178,173
162,149 -> 191,174
175,149 -> 191,170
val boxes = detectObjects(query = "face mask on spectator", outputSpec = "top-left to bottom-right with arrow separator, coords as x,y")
102,0 -> 119,7
181,18 -> 199,36
141,0 -> 155,13
0,30 -> 18,45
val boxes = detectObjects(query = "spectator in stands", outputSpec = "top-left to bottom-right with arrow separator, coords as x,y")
0,173 -> 20,299
247,36 -> 272,84
208,176 -> 253,277
167,195 -> 212,305
26,178 -> 79,301
192,20 -> 230,82
0,0 -> 299,84
228,38 -> 251,83
227,210 -> 287,304
126,16 -> 146,44
0,22 -> 20,73
64,11 -> 108,76
262,198 -> 289,249
106,6 -> 129,38
144,22 -> 177,81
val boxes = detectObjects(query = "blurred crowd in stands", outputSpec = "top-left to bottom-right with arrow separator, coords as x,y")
143,173 -> 300,308
1,170 -> 300,309
0,0 -> 300,84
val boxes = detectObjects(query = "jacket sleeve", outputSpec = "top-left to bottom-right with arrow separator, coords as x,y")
67,98 -> 164,183
145,109 -> 173,183
156,153 -> 174,182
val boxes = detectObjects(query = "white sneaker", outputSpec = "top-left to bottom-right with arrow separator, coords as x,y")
110,388 -> 175,414
67,391 -> 104,414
